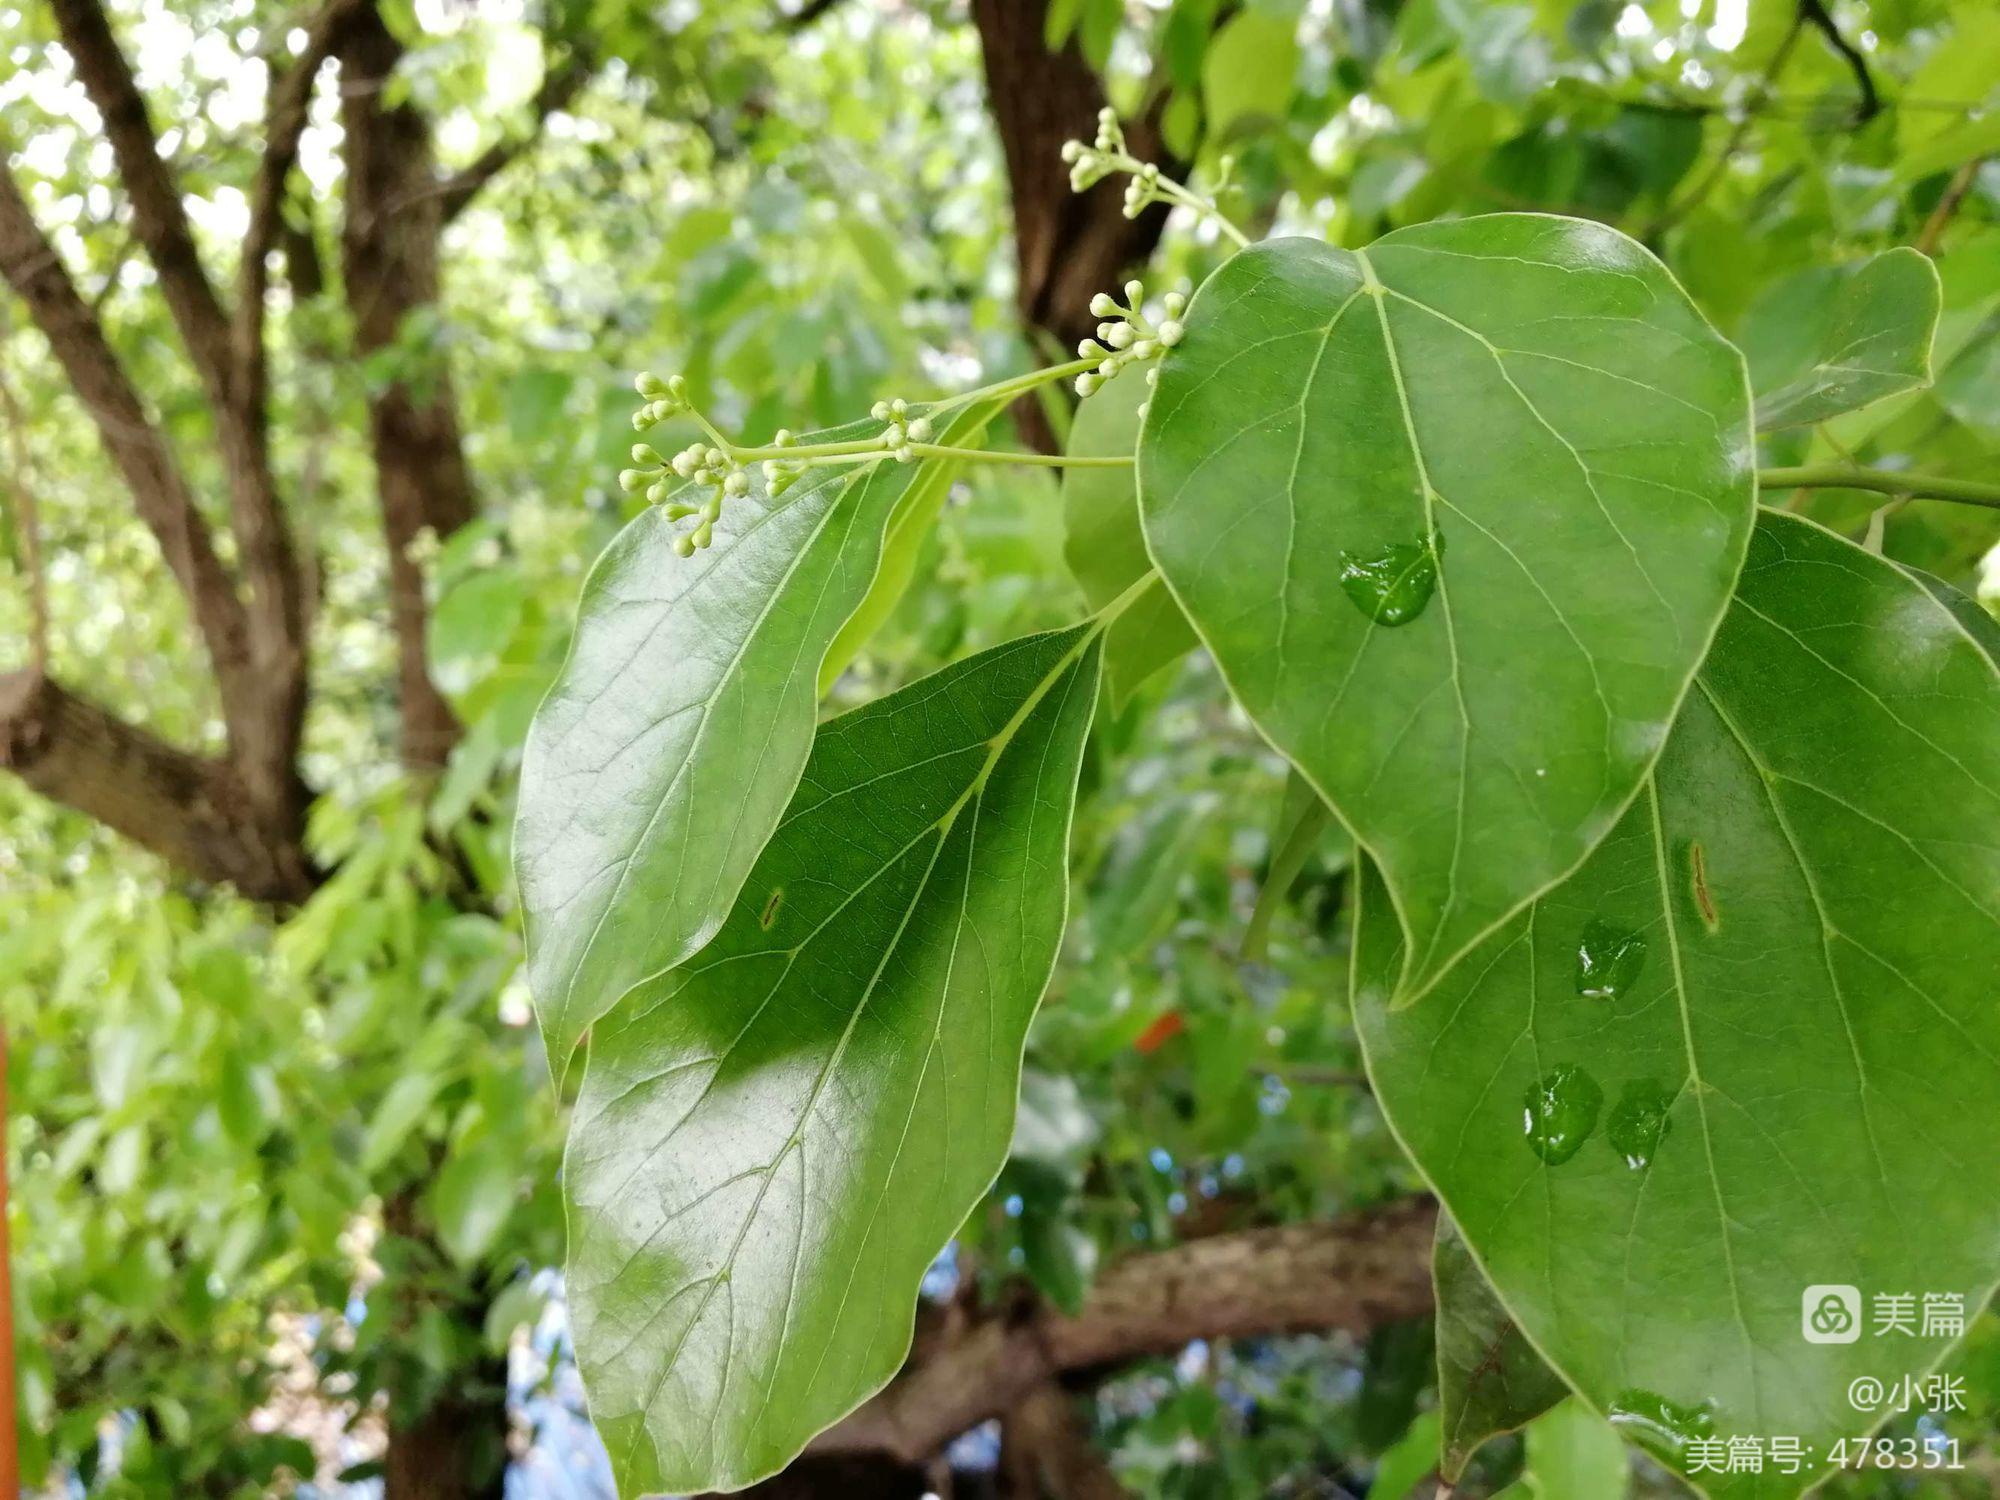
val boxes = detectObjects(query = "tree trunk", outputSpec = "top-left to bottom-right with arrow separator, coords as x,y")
382,1374 -> 510,1500
337,9 -> 478,770
970,0 -> 1178,352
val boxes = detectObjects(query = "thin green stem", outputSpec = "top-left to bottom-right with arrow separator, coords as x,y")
1103,149 -> 1251,249
926,357 -> 1101,419
908,444 -> 1131,468
1758,466 -> 2000,511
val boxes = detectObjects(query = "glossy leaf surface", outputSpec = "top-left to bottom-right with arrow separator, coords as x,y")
1061,362 -> 1196,703
1435,1214 -> 1565,1480
1142,217 -> 1754,1001
516,426 -> 913,1073
565,625 -> 1102,1494
1356,512 -> 2000,1497
1745,248 -> 1941,431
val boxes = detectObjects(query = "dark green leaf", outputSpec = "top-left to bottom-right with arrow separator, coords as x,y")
566,625 -> 1103,1494
516,424 -> 918,1075
1435,1213 -> 1566,1481
1357,512 -> 2000,1497
1746,249 -> 1942,431
1142,218 -> 1754,1003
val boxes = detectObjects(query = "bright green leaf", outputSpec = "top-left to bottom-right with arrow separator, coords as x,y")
1356,512 -> 2000,1497
566,624 -> 1103,1494
1202,10 -> 1299,138
1062,362 -> 1197,705
1497,1400 -> 1631,1499
1142,218 -> 1754,1003
1368,1408 -> 1440,1498
1745,249 -> 1942,431
517,423 -> 920,1076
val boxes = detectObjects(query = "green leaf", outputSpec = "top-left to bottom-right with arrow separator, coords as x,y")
1496,1401 -> 1631,1499
818,397 -> 1008,693
1142,218 -> 1755,1003
1367,1408 -> 1440,1499
516,424 -> 918,1075
1745,249 -> 1942,431
1202,9 -> 1299,138
428,1139 -> 519,1266
1355,511 -> 2000,1497
565,624 -> 1104,1494
1062,361 -> 1196,704
1435,1213 -> 1566,1480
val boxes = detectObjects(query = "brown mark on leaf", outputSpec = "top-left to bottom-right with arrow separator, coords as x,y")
760,887 -> 785,931
1688,841 -> 1720,932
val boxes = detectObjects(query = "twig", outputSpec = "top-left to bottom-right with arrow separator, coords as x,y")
0,342 -> 48,674
1915,155 -> 1987,256
1758,465 -> 2000,510
1799,0 -> 1880,123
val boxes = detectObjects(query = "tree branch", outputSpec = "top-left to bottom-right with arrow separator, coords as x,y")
1798,0 -> 1880,124
49,0 -> 236,395
814,1197 -> 1438,1463
436,53 -> 593,224
49,0 -> 310,811
0,157 -> 256,719
1759,465 -> 2000,509
0,336 -> 49,674
237,0 -> 372,392
0,671 -> 314,901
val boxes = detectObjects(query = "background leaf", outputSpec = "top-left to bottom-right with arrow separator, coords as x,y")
565,624 -> 1103,1494
1062,360 -> 1196,704
1142,218 -> 1755,1003
1746,248 -> 1942,431
1356,512 -> 2000,1498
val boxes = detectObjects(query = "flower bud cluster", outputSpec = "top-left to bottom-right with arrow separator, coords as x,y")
630,371 -> 689,430
869,398 -> 935,463
619,372 -> 748,555
1060,107 -> 1127,195
1073,280 -> 1188,400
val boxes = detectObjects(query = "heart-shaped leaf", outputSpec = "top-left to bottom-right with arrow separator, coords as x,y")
1355,511 -> 2000,1497
1141,216 -> 1755,1002
1744,247 -> 1941,431
516,424 -> 917,1075
565,624 -> 1103,1495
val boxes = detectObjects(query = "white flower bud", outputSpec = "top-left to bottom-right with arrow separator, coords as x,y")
724,470 -> 749,496
631,444 -> 656,465
1125,280 -> 1144,304
1132,339 -> 1157,360
871,400 -> 891,421
1107,324 -> 1135,350
1075,373 -> 1100,398
1089,293 -> 1118,318
1158,320 -> 1184,346
618,469 -> 646,492
907,417 -> 932,442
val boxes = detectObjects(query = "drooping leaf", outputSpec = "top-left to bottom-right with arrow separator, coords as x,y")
1061,361 -> 1196,704
1435,1214 -> 1566,1481
1356,511 -> 2000,1497
1142,217 -> 1754,1003
819,396 -> 1009,693
565,624 -> 1103,1495
1744,248 -> 1942,431
1494,1401 -> 1632,1499
516,423 -> 918,1075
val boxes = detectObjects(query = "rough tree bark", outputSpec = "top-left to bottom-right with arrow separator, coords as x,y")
969,0 -> 1179,353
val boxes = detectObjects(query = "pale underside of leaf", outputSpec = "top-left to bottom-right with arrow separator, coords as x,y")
564,624 -> 1102,1495
1750,247 -> 1942,432
1140,215 -> 1756,1005
515,423 -> 913,1077
1355,512 -> 2000,1500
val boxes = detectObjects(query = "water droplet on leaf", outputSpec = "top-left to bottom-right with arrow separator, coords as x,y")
1606,1080 -> 1674,1169
1338,530 -> 1444,626
1575,919 -> 1647,1000
1610,1389 -> 1715,1470
1522,1064 -> 1602,1165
